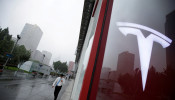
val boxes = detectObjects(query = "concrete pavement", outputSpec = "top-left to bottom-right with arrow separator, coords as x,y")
0,76 -> 75,100
60,79 -> 74,100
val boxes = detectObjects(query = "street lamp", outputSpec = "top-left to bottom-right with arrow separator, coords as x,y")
2,35 -> 21,70
42,54 -> 45,63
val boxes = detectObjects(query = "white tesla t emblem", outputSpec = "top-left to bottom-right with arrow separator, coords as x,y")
116,22 -> 172,91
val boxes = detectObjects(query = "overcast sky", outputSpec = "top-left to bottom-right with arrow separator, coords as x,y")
0,0 -> 84,65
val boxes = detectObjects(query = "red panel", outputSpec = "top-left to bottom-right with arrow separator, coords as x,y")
79,0 -> 108,100
89,0 -> 114,99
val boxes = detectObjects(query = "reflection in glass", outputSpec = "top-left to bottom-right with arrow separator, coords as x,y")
117,22 -> 172,90
96,0 -> 175,100
74,35 -> 94,100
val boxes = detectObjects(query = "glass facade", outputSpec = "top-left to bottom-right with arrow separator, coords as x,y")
72,1 -> 103,99
74,35 -> 94,100
96,0 -> 175,100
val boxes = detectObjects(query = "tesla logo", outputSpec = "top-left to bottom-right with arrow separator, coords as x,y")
116,22 -> 172,91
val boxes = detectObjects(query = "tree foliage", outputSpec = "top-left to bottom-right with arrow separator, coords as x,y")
11,45 -> 31,65
53,61 -> 68,73
0,27 -> 31,66
0,27 -> 14,58
118,66 -> 175,99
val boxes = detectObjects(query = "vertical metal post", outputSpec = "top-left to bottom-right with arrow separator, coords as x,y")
3,35 -> 21,70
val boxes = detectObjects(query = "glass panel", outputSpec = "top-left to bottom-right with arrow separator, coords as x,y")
96,0 -> 175,100
74,35 -> 94,100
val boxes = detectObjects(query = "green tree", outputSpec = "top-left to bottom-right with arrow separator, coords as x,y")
53,61 -> 68,73
11,45 -> 31,65
0,27 -> 14,63
0,27 -> 12,41
0,26 -> 31,66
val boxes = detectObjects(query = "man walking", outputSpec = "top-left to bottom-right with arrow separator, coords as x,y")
52,74 -> 65,100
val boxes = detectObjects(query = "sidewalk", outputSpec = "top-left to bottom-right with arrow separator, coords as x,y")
60,79 -> 74,100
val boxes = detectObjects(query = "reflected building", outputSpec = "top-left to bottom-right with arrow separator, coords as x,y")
108,51 -> 135,81
165,10 -> 175,69
100,67 -> 111,80
108,71 -> 118,81
117,51 -> 135,75
99,67 -> 113,93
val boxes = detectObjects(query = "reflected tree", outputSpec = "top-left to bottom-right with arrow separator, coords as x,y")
118,66 -> 175,100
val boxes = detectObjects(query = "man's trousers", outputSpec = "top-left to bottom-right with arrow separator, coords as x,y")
54,86 -> 62,100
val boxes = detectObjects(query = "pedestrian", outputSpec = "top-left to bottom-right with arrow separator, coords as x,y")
52,74 -> 65,100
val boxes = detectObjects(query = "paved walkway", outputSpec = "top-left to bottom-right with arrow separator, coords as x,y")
60,79 -> 74,100
0,69 -> 75,100
0,72 -> 75,100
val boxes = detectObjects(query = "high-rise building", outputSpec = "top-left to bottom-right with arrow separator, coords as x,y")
165,10 -> 175,69
32,50 -> 43,63
18,23 -> 43,58
68,61 -> 75,75
117,51 -> 135,75
42,50 -> 52,65
31,50 -> 52,66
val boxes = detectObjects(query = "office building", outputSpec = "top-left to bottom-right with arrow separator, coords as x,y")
42,50 -> 52,65
117,51 -> 135,75
68,61 -> 75,75
18,23 -> 43,58
32,50 -> 43,63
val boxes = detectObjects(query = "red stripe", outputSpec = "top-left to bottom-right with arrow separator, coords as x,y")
79,0 -> 108,100
89,0 -> 114,99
